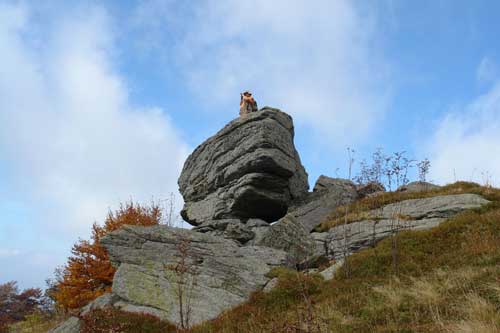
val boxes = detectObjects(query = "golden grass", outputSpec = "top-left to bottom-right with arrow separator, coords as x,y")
315,181 -> 500,232
7,312 -> 63,333
189,184 -> 500,333
450,292 -> 500,333
68,182 -> 499,333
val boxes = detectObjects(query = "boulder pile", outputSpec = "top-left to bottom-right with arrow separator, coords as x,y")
51,108 -> 490,332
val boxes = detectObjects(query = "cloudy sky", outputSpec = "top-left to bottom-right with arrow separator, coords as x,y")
1,0 -> 500,288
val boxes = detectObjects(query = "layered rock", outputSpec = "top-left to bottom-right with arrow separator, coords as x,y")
311,193 -> 490,260
356,182 -> 386,198
397,181 -> 440,193
100,225 -> 289,325
179,108 -> 309,225
50,104 -> 494,333
287,176 -> 360,232
253,215 -> 316,262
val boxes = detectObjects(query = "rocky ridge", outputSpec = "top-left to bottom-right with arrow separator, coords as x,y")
51,108 -> 491,332
311,193 -> 490,260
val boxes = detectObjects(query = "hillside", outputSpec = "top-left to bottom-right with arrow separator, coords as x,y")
190,182 -> 500,333
38,110 -> 500,333
43,182 -> 500,333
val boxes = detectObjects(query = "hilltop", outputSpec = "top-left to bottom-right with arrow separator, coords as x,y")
37,109 -> 500,333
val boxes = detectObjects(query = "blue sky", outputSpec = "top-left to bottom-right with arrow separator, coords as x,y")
1,0 -> 500,289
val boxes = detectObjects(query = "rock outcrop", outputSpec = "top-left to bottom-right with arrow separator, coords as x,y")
50,317 -> 80,333
50,107 -> 493,332
287,176 -> 359,232
356,182 -> 386,198
311,194 -> 490,260
100,225 -> 289,325
397,181 -> 440,193
179,108 -> 309,226
253,215 -> 316,262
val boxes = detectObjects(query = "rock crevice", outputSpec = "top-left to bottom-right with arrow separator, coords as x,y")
179,108 -> 309,225
50,108 -> 493,332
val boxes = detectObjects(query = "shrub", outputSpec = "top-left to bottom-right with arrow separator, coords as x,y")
0,281 -> 45,332
80,308 -> 176,333
52,201 -> 162,310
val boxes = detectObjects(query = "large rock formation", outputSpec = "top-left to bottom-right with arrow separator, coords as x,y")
311,193 -> 490,260
253,215 -> 316,262
100,225 -> 289,325
50,107 -> 494,332
287,176 -> 360,232
179,108 -> 309,225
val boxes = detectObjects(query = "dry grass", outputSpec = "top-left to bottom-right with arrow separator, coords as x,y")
449,292 -> 500,333
368,266 -> 500,333
7,312 -> 64,333
189,184 -> 500,333
68,182 -> 499,333
316,181 -> 500,232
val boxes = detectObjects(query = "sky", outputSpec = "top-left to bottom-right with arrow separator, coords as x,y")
1,0 -> 500,289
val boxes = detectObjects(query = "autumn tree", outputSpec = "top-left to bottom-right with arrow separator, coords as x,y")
52,201 -> 162,311
0,281 -> 44,332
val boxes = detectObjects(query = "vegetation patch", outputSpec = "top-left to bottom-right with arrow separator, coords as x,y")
188,183 -> 500,332
315,181 -> 500,232
80,308 -> 177,333
10,183 -> 498,332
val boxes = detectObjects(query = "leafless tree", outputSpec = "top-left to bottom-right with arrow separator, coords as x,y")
354,148 -> 385,186
165,231 -> 198,330
417,158 -> 431,182
342,147 -> 355,278
161,192 -> 179,227
390,151 -> 414,189
389,153 -> 413,274
282,243 -> 326,333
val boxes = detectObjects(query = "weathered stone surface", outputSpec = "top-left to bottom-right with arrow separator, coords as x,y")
192,219 -> 255,244
51,293 -> 121,332
312,194 -> 489,260
397,181 -> 440,193
179,108 -> 309,225
318,259 -> 345,280
49,316 -> 80,333
288,177 -> 359,232
370,193 -> 488,220
101,225 -> 289,326
262,278 -> 279,293
245,219 -> 271,245
254,215 -> 316,262
312,218 -> 445,260
80,293 -> 121,316
313,175 -> 349,193
356,182 -> 386,198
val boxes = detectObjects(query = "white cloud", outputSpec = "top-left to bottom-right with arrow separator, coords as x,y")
0,3 -> 189,238
133,0 -> 390,147
476,57 -> 497,84
0,249 -> 20,258
425,78 -> 500,186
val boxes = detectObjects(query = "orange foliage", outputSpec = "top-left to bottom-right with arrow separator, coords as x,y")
53,202 -> 162,310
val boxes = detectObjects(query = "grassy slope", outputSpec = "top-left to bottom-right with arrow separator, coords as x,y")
12,182 -> 499,333
190,182 -> 500,333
